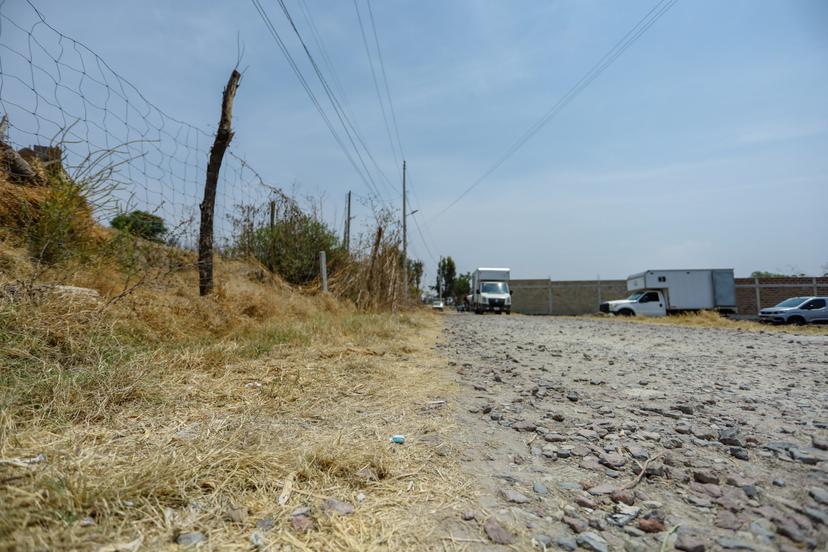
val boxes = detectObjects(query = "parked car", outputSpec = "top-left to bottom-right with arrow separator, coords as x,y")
431,299 -> 444,311
759,297 -> 828,325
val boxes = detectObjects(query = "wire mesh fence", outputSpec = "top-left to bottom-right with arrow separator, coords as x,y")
0,1 -> 276,250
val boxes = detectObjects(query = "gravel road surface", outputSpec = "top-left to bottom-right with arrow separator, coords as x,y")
438,314 -> 828,551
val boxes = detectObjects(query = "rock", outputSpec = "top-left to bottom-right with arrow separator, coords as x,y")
808,487 -> 828,505
608,503 -> 640,527
717,536 -> 755,549
533,534 -> 552,548
599,452 -> 626,468
789,447 -> 818,465
249,531 -> 266,548
638,517 -> 665,533
639,431 -> 660,441
802,506 -> 827,526
673,404 -> 695,415
749,518 -> 775,539
544,432 -> 567,442
715,510 -> 742,530
772,479 -> 785,487
556,534 -> 578,551
290,514 -> 314,533
533,481 -> 549,495
255,518 -> 275,531
501,488 -> 530,504
662,436 -> 684,449
564,515 -> 588,533
321,498 -> 355,516
719,427 -> 744,447
542,444 -> 559,458
483,518 -> 514,545
226,505 -> 247,524
575,531 -> 608,552
692,469 -> 719,485
675,533 -> 706,552
575,495 -> 597,508
512,420 -> 536,432
587,483 -> 617,496
691,426 -> 716,440
176,532 -> 205,546
461,511 -> 475,521
611,490 -> 635,505
627,445 -> 649,460
567,392 -> 580,402
813,435 -> 828,451
729,447 -> 749,460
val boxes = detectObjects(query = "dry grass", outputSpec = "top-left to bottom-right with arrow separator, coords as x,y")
589,310 -> 828,335
0,241 -> 468,551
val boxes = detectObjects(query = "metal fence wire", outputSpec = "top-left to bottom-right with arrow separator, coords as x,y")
0,1 -> 280,248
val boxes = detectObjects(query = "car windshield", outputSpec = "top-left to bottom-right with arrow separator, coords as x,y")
775,297 -> 806,308
626,292 -> 644,301
482,282 -> 508,294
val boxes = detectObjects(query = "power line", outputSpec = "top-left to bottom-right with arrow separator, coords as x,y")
275,0 -> 400,200
366,0 -> 405,161
353,0 -> 400,173
431,0 -> 680,221
249,0 -> 386,203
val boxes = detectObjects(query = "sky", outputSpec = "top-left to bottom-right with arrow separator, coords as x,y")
2,0 -> 827,281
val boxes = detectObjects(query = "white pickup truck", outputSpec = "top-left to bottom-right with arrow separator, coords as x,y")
600,269 -> 736,317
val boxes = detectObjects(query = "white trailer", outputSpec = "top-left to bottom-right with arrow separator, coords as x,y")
600,269 -> 736,317
471,267 -> 512,314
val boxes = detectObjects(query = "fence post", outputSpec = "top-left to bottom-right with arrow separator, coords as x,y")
754,277 -> 761,315
319,250 -> 328,293
198,68 -> 241,296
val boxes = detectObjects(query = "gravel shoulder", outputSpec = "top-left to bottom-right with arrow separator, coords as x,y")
436,313 -> 828,551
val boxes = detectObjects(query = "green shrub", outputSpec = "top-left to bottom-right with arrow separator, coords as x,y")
111,210 -> 167,242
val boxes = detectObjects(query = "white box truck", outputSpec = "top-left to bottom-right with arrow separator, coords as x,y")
471,267 -> 512,314
599,269 -> 736,317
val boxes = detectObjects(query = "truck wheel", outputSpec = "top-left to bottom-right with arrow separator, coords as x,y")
617,309 -> 635,317
787,316 -> 806,326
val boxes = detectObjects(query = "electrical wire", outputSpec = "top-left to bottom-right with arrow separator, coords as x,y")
431,0 -> 680,221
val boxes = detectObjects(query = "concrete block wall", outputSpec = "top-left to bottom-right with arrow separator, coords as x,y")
512,279 -> 627,315
513,276 -> 828,316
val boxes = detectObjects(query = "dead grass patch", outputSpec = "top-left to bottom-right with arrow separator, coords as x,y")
589,310 -> 828,335
0,241 -> 465,550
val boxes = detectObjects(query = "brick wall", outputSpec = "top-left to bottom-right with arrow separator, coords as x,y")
513,276 -> 828,316
735,277 -> 828,315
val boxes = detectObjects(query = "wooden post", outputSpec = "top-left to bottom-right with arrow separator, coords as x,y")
198,69 -> 241,296
319,251 -> 328,292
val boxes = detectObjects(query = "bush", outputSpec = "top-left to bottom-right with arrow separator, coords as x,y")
249,214 -> 345,286
111,210 -> 167,242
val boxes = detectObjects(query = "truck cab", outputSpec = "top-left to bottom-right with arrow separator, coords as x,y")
601,290 -> 666,317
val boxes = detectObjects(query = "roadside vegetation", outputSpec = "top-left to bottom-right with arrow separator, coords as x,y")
0,150 -> 466,550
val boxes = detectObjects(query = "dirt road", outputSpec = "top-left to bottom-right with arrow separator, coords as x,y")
437,314 -> 827,551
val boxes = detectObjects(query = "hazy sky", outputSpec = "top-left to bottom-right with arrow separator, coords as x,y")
4,0 -> 827,280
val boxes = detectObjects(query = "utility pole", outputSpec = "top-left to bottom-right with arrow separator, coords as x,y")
344,190 -> 351,251
401,160 -> 408,295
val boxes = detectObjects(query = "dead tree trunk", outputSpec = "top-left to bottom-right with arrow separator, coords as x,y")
198,69 -> 241,296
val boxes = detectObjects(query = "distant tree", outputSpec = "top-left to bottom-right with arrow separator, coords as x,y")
407,259 -> 424,291
750,270 -> 805,278
451,271 -> 471,303
111,210 -> 167,242
436,256 -> 456,299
